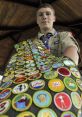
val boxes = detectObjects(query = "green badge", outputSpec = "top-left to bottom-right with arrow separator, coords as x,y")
37,108 -> 57,117
12,93 -> 32,111
44,71 -> 58,80
16,111 -> 35,117
64,77 -> 78,91
61,111 -> 76,117
71,92 -> 81,109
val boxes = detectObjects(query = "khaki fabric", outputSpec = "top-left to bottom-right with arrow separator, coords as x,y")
48,31 -> 80,56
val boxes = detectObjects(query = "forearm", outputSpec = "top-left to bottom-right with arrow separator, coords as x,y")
64,46 -> 79,65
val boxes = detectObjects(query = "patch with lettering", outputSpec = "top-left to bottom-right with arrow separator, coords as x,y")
29,79 -> 45,90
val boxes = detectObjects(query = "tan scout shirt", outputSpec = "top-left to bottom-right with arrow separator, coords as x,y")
48,31 -> 80,57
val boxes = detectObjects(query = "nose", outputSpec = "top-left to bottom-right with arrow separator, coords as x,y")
42,13 -> 47,19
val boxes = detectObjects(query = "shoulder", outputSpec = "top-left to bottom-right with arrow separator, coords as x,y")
58,31 -> 73,39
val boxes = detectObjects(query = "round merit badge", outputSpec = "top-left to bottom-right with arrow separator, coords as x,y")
12,83 -> 29,94
29,79 -> 45,90
70,67 -> 81,78
0,99 -> 11,115
64,77 -> 78,91
37,108 -> 57,117
44,71 -> 58,80
12,93 -> 32,111
48,79 -> 65,92
61,111 -> 76,117
13,77 -> 27,84
0,80 -> 12,90
0,115 -> 9,117
33,90 -> 52,108
16,111 -> 35,117
76,79 -> 82,91
0,88 -> 11,102
52,63 -> 64,69
57,67 -> 71,77
54,92 -> 72,111
71,92 -> 81,109
77,109 -> 82,117
63,59 -> 75,67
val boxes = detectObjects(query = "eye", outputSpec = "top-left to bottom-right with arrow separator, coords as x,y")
46,12 -> 51,16
38,12 -> 43,17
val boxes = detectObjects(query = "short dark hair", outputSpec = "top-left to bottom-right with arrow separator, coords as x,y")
37,3 -> 55,15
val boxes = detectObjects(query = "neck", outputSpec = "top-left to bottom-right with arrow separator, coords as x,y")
40,28 -> 55,35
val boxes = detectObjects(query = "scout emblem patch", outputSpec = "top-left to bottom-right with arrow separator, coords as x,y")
57,67 -> 71,77
48,79 -> 65,92
64,77 -> 78,91
37,108 -> 57,117
0,81 -> 12,90
52,63 -> 64,69
54,92 -> 72,111
0,115 -> 9,117
76,79 -> 82,91
77,109 -> 82,117
0,88 -> 11,102
61,111 -> 76,117
12,83 -> 29,94
16,111 -> 35,117
44,71 -> 58,80
27,73 -> 42,80
63,59 -> 75,67
12,93 -> 32,111
70,67 -> 81,78
0,99 -> 11,115
29,79 -> 45,90
71,92 -> 81,109
13,77 -> 27,84
33,90 -> 52,108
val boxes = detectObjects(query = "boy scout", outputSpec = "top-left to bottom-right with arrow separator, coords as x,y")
36,3 -> 80,65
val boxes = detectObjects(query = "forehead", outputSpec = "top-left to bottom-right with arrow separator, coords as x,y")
37,7 -> 54,14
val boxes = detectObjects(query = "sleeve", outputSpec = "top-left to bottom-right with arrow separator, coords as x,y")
59,31 -> 80,53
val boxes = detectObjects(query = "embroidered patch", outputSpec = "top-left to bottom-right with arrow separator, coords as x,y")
12,93 -> 32,111
33,90 -> 52,108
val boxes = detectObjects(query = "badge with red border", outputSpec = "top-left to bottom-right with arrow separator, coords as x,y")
0,99 -> 11,115
0,88 -> 11,102
57,67 -> 71,77
12,93 -> 32,111
54,92 -> 72,111
13,77 -> 27,84
16,111 -> 35,117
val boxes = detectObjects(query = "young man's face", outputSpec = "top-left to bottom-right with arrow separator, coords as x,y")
37,7 -> 56,31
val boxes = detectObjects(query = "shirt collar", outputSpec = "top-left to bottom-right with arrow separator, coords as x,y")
38,29 -> 57,39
